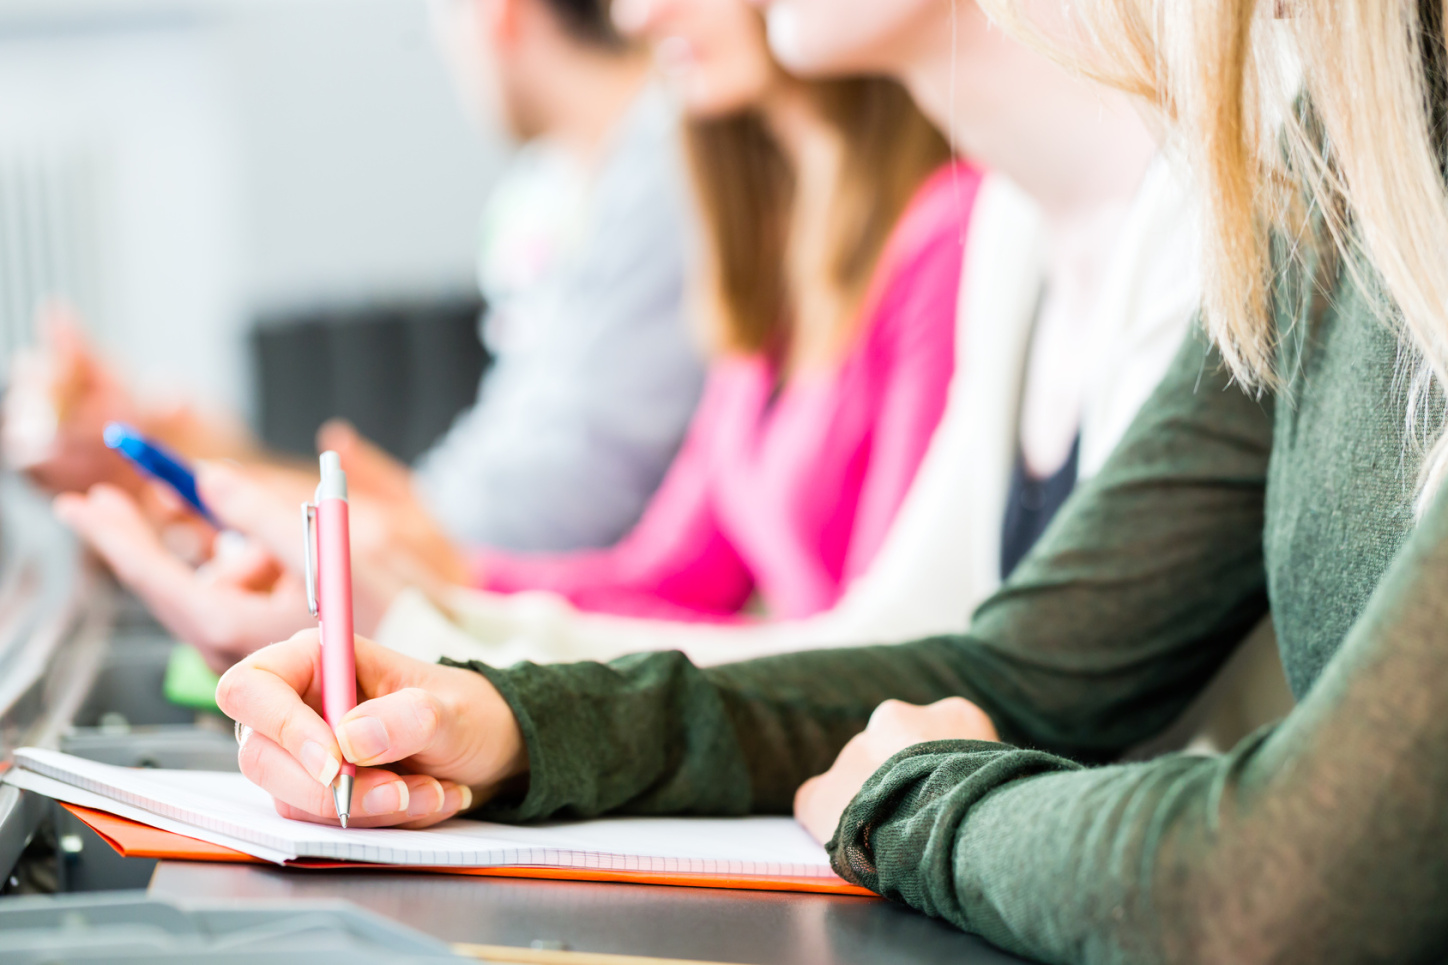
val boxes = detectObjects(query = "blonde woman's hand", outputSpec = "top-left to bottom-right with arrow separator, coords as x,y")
794,698 -> 999,845
217,630 -> 527,827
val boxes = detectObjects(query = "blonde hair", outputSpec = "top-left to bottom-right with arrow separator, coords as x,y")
979,0 -> 1448,508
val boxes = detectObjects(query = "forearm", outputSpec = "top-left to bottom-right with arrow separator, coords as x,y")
451,629 -> 1152,824
832,469 -> 1448,965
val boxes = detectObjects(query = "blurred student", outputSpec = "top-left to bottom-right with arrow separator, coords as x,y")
363,0 -> 1195,664
7,0 -> 703,554
54,0 -> 971,652
218,1 -> 1448,961
431,0 -> 969,622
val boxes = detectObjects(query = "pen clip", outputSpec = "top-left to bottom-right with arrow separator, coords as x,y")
302,501 -> 318,619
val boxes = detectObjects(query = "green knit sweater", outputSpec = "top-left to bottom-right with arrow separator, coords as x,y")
452,247 -> 1448,963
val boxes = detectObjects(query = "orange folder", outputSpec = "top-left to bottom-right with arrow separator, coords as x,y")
62,803 -> 876,897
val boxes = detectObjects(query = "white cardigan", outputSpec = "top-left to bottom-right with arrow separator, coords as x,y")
378,162 -> 1201,667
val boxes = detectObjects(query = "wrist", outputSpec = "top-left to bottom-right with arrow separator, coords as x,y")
441,663 -> 529,791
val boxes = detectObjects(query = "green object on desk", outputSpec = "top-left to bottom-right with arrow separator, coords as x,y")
163,645 -> 221,714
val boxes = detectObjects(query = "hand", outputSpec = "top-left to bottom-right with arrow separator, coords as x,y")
216,630 -> 528,827
4,304 -> 144,493
55,484 -> 312,673
320,420 -> 470,588
196,459 -> 456,635
794,698 -> 999,845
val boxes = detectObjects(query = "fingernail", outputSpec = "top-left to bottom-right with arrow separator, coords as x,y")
337,716 -> 390,763
407,778 -> 445,818
300,740 -> 340,787
437,781 -> 469,816
362,779 -> 409,816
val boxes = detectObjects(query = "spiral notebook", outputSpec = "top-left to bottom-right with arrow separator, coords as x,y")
6,748 -> 852,889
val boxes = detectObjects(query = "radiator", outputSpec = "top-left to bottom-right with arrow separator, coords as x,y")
0,141 -> 106,368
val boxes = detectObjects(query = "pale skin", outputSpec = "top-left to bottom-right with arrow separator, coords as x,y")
746,0 -> 1159,840
217,627 -> 992,834
7,0 -> 653,506
52,446 -> 460,673
43,0 -> 844,677
222,0 -> 956,838
16,0 -> 651,667
218,631 -> 524,827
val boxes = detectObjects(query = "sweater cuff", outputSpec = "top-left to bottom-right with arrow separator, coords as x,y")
828,740 -> 1079,910
442,649 -> 755,823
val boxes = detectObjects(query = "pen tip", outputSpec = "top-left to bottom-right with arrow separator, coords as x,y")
340,814 -> 348,829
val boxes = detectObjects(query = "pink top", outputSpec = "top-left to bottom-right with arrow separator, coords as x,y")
477,162 -> 982,622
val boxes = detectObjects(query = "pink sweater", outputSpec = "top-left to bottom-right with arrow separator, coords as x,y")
477,162 -> 981,622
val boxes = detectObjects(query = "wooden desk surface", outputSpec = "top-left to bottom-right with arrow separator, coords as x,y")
149,860 -> 1030,965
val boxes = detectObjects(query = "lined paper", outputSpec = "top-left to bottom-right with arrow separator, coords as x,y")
6,748 -> 835,875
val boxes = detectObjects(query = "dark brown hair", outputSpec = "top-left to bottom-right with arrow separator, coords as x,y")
686,77 -> 952,363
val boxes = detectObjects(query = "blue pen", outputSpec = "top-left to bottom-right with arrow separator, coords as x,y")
103,422 -> 218,526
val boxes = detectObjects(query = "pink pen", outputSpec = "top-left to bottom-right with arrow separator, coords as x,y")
303,451 -> 357,826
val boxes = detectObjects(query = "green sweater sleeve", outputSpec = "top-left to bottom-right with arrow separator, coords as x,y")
451,326 -> 1275,821
835,459 -> 1448,963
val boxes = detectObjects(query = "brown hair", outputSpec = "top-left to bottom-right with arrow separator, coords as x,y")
685,77 -> 952,366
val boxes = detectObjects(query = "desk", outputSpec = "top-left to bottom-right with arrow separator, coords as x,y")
149,861 -> 1030,965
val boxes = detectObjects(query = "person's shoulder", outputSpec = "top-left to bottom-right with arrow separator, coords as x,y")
885,161 -> 984,270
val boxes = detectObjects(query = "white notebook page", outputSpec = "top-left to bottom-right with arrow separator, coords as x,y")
6,748 -> 836,876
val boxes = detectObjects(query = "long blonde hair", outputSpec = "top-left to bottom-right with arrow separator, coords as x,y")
981,0 -> 1448,508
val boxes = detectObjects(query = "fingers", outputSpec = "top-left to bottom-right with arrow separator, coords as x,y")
223,633 -> 450,771
55,486 -> 196,596
196,462 -> 307,572
334,688 -> 445,767
794,698 -> 1003,847
792,735 -> 870,845
395,781 -> 474,829
242,731 -> 471,827
320,420 -> 412,501
217,631 -> 343,785
868,697 -> 999,744
57,485 -> 309,669
197,531 -> 282,590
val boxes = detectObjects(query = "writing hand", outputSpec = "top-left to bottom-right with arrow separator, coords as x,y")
217,630 -> 527,827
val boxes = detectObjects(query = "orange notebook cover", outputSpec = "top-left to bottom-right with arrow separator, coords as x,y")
62,803 -> 875,897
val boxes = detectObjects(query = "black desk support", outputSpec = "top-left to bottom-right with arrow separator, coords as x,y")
149,861 -> 1031,965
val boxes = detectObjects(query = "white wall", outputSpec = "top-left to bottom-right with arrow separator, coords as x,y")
222,0 -> 508,310
0,0 -> 508,413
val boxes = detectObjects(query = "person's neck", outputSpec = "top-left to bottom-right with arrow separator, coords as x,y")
535,49 -> 652,167
896,10 -> 1155,232
757,79 -> 836,172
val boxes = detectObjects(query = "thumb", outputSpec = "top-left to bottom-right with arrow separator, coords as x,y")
196,461 -> 306,572
334,688 -> 445,767
320,420 -> 412,500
